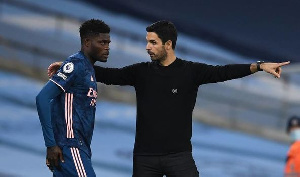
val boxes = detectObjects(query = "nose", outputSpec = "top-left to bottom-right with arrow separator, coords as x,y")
146,42 -> 151,50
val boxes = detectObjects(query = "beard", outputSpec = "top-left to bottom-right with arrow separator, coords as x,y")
149,48 -> 167,62
90,47 -> 108,63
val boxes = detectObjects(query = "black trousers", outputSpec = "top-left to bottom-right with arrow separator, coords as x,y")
132,151 -> 199,177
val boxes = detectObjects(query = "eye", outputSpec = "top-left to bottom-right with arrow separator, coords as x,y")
99,41 -> 111,45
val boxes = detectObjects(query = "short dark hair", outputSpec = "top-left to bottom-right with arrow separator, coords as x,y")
287,116 -> 300,133
146,20 -> 177,49
79,19 -> 110,44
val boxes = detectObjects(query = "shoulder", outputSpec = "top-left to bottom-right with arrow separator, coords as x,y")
123,62 -> 149,69
177,58 -> 207,69
65,52 -> 85,66
61,57 -> 85,75
66,52 -> 86,66
177,58 -> 199,65
134,61 -> 149,67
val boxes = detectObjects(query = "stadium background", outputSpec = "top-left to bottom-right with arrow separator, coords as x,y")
0,0 -> 299,176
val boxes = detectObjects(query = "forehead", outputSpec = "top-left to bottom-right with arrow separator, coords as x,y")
146,32 -> 161,41
94,33 -> 110,40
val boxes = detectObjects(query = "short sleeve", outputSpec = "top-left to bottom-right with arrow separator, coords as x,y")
50,59 -> 83,92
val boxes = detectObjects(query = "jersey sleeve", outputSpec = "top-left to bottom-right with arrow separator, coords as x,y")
50,59 -> 83,91
191,62 -> 252,86
36,81 -> 62,147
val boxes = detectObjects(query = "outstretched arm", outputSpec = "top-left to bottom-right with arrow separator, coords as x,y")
47,61 -> 138,86
193,61 -> 290,85
93,65 -> 137,86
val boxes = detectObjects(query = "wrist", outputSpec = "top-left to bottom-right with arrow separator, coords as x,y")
46,143 -> 57,148
256,61 -> 265,71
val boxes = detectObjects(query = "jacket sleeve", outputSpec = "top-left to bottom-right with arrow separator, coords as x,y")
94,64 -> 139,86
36,81 -> 62,147
191,62 -> 252,85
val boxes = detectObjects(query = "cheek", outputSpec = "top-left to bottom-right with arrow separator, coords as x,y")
155,47 -> 164,54
152,46 -> 160,53
91,45 -> 103,54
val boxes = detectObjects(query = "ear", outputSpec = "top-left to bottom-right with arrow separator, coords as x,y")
83,38 -> 91,47
165,40 -> 172,50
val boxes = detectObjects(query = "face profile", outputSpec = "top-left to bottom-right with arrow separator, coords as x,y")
87,33 -> 111,63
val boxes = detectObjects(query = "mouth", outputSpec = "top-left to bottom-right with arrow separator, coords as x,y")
148,52 -> 155,57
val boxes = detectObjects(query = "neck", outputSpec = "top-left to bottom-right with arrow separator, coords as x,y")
159,52 -> 176,66
81,49 -> 95,65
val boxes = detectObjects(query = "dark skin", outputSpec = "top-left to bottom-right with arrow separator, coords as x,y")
46,146 -> 64,171
46,33 -> 110,171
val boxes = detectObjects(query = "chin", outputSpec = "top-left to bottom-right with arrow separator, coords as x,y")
99,59 -> 108,63
98,57 -> 108,62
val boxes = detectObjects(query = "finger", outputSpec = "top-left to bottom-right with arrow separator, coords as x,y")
59,152 -> 65,163
49,158 -> 55,168
46,158 -> 50,166
47,64 -> 54,72
47,68 -> 53,77
47,158 -> 55,172
48,165 -> 54,172
48,71 -> 56,78
49,71 -> 55,78
47,69 -> 52,75
270,70 -> 280,78
277,67 -> 282,76
54,157 -> 59,168
277,61 -> 290,67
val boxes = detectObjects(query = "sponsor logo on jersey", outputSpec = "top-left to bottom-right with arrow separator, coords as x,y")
87,88 -> 97,106
63,62 -> 74,73
57,72 -> 67,80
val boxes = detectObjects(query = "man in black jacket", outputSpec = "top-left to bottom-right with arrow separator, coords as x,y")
48,20 -> 289,177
